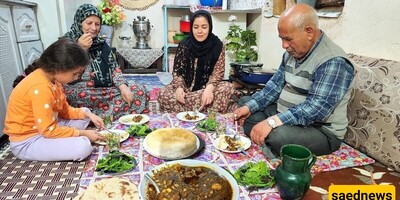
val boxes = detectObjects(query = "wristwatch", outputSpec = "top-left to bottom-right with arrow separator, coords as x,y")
267,117 -> 278,129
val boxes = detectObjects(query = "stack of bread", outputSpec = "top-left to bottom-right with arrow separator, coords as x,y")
144,128 -> 198,159
73,177 -> 139,200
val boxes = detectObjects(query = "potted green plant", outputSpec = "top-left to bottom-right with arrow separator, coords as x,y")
225,15 -> 258,63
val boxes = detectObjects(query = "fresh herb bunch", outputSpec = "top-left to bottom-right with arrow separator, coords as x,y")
97,0 -> 126,26
233,161 -> 275,191
126,124 -> 153,137
225,15 -> 258,62
196,118 -> 218,132
96,151 -> 136,173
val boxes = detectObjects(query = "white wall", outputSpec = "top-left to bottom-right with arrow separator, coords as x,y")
258,0 -> 400,70
34,0 -> 400,70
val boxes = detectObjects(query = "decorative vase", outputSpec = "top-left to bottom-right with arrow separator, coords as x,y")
274,144 -> 316,200
99,24 -> 114,46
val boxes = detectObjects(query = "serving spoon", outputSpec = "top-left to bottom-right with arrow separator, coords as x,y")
145,173 -> 160,194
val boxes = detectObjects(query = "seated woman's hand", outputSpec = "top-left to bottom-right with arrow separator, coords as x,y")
175,87 -> 185,104
78,33 -> 93,50
119,84 -> 133,107
201,85 -> 214,108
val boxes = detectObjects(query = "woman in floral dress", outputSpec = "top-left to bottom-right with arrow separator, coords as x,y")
157,10 -> 237,114
63,4 -> 149,119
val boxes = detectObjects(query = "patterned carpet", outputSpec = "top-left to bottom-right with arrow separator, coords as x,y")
124,74 -> 164,101
0,145 -> 85,200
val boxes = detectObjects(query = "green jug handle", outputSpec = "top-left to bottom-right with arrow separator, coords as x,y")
308,154 -> 317,169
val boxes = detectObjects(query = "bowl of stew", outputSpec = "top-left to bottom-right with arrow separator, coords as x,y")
139,159 -> 239,200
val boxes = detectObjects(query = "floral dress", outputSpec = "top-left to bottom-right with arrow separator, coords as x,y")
64,62 -> 149,119
157,46 -> 237,114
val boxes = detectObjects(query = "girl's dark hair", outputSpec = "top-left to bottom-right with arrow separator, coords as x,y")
13,38 -> 90,88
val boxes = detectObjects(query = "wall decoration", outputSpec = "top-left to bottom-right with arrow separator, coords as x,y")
120,0 -> 159,11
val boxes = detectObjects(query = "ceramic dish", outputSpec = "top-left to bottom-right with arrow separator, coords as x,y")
94,130 -> 129,145
176,111 -> 206,122
118,114 -> 150,125
138,159 -> 239,200
213,135 -> 251,153
143,133 -> 205,160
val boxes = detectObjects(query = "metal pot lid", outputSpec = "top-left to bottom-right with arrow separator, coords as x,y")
242,67 -> 275,75
230,62 -> 263,67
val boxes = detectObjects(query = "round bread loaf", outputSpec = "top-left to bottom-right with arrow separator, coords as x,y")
73,177 -> 139,200
144,128 -> 198,159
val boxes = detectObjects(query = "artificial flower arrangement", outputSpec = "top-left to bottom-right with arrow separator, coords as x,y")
225,15 -> 258,62
97,0 -> 126,26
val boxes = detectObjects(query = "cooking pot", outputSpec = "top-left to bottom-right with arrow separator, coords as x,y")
241,68 -> 274,85
230,62 -> 263,77
180,20 -> 190,33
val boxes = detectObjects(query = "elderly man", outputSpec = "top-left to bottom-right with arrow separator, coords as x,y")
234,4 -> 354,158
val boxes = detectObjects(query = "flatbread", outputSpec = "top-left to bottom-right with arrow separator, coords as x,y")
144,128 -> 197,159
73,177 -> 139,200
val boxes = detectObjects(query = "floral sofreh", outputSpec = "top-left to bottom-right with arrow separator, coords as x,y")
225,15 -> 258,62
97,0 -> 126,26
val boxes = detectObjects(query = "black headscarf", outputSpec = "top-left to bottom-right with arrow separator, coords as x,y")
176,10 -> 223,91
64,4 -> 113,87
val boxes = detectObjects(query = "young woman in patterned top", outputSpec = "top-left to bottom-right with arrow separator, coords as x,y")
4,38 -> 105,161
158,10 -> 237,113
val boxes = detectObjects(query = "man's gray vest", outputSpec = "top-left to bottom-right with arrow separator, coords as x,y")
277,34 -> 354,139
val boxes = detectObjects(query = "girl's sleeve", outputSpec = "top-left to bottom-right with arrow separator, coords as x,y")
30,84 -> 81,138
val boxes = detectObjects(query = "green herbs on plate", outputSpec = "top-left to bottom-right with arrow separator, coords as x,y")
233,161 -> 275,191
196,118 -> 218,132
126,124 -> 153,137
96,151 -> 136,173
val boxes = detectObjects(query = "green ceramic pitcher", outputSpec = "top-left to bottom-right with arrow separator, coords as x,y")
274,144 -> 316,200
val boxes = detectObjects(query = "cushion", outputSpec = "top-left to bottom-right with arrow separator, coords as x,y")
345,54 -> 400,172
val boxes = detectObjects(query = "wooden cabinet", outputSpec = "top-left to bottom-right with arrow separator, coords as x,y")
0,0 -> 43,141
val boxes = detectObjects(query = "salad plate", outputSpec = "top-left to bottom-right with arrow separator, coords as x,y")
95,129 -> 129,145
118,114 -> 149,125
95,151 -> 137,174
176,111 -> 206,122
213,135 -> 251,153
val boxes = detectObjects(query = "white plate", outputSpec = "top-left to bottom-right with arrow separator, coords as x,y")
95,129 -> 130,145
176,111 -> 206,122
213,135 -> 251,153
143,133 -> 203,160
118,114 -> 150,125
138,159 -> 239,200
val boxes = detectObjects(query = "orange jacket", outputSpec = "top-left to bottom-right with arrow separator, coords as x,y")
4,69 -> 85,142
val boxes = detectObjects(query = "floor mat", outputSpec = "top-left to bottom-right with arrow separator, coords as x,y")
270,143 -> 375,174
0,147 -> 86,200
123,74 -> 164,101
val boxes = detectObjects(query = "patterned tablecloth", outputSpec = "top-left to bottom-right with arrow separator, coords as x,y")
116,48 -> 163,69
79,113 -> 281,200
78,113 -> 375,200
